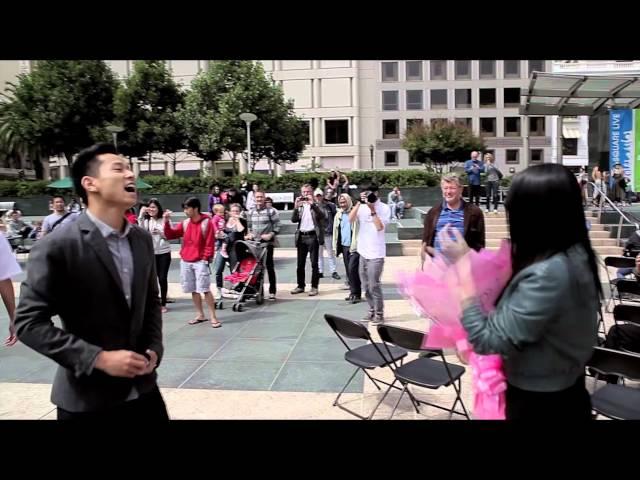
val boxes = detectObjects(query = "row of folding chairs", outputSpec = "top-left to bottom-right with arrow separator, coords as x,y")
327,304 -> 640,420
586,302 -> 640,420
324,314 -> 469,420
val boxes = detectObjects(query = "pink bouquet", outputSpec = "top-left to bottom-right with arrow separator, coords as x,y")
396,240 -> 512,419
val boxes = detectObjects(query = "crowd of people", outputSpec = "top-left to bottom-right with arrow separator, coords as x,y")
1,142 -> 637,421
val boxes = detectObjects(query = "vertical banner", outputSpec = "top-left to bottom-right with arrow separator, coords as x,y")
636,110 -> 640,192
610,108 -> 635,189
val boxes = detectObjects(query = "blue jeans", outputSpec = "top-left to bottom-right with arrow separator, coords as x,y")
213,251 -> 226,290
617,267 -> 634,279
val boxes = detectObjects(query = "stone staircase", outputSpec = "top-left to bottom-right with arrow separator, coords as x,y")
396,208 -> 623,258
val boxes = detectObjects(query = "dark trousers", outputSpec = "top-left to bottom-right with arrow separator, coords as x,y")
57,386 -> 169,421
155,252 -> 171,306
340,245 -> 361,297
470,184 -> 481,206
263,242 -> 277,294
485,181 -> 499,211
505,376 -> 592,420
297,233 -> 320,289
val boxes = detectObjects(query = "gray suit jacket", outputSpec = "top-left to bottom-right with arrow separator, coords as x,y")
15,213 -> 163,412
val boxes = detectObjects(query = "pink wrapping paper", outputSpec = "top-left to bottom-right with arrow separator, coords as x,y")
396,240 -> 512,419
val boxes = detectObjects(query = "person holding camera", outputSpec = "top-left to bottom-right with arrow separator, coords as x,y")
139,199 -> 172,313
349,183 -> 391,324
291,184 -> 327,297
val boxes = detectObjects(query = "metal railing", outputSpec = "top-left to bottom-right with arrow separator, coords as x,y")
588,181 -> 639,246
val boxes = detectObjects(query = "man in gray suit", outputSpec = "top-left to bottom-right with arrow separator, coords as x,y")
15,143 -> 168,421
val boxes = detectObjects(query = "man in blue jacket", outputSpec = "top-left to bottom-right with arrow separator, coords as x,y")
464,151 -> 484,206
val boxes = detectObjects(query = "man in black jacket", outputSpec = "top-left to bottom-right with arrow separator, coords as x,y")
290,184 -> 327,296
15,143 -> 167,421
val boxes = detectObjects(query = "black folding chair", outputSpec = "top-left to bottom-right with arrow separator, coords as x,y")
603,256 -> 636,311
611,304 -> 640,355
377,324 -> 470,420
324,314 -> 409,420
615,279 -> 640,307
586,347 -> 640,420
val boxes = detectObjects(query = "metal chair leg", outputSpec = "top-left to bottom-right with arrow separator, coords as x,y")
362,369 -> 382,391
367,378 -> 397,420
388,384 -> 408,420
333,367 -> 360,407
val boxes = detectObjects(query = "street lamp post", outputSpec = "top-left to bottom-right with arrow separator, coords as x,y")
239,113 -> 257,175
369,144 -> 374,170
106,125 -> 125,153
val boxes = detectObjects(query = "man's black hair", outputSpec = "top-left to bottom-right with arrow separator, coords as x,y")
71,143 -> 118,204
182,196 -> 201,212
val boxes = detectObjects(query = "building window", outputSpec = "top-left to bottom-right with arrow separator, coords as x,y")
300,119 -> 311,145
504,88 -> 520,107
324,119 -> 349,144
406,90 -> 424,110
384,151 -> 399,166
406,118 -> 424,130
530,149 -> 544,163
506,149 -> 520,164
480,118 -> 496,136
479,60 -> 496,79
562,138 -> 578,156
381,62 -> 398,82
504,117 -> 521,136
382,91 -> 399,111
529,117 -> 546,136
406,61 -> 423,81
455,89 -> 472,108
383,119 -> 400,139
455,60 -> 471,79
455,118 -> 472,130
479,88 -> 496,108
430,89 -> 448,109
504,60 -> 521,78
430,60 -> 447,80
529,60 -> 545,74
430,118 -> 448,127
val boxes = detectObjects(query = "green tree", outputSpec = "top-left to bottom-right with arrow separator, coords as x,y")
0,61 -> 118,174
179,60 -> 307,174
109,60 -> 186,166
402,121 -> 486,171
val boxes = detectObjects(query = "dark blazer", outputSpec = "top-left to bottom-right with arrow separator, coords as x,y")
291,202 -> 327,246
15,213 -> 163,413
422,200 -> 486,252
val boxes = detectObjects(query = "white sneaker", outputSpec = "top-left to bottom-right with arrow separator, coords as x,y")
493,210 -> 498,214
484,209 -> 489,213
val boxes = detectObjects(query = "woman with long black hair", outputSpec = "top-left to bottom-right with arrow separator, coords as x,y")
139,198 -> 172,313
439,163 -> 601,420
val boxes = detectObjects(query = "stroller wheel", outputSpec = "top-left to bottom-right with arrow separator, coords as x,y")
236,304 -> 244,312
232,304 -> 238,312
216,301 -> 223,310
256,292 -> 264,305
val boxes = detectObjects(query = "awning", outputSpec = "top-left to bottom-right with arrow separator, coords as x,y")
519,72 -> 640,116
562,124 -> 580,138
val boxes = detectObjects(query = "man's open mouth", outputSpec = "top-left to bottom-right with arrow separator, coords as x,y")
124,182 -> 136,193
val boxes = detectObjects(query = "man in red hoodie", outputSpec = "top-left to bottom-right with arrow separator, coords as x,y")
164,197 -> 221,328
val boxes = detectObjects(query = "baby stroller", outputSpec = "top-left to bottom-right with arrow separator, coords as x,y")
223,240 -> 268,312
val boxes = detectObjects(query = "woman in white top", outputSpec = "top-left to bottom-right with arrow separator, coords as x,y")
139,198 -> 172,313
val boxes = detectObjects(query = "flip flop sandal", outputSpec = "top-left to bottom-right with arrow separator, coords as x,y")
188,318 -> 208,325
211,321 -> 222,328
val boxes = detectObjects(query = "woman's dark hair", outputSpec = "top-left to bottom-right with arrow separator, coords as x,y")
146,198 -> 164,219
329,171 -> 338,181
505,163 -> 602,298
209,184 -> 219,193
182,196 -> 201,211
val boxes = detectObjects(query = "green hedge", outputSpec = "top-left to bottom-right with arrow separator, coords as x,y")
0,170 -> 512,198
